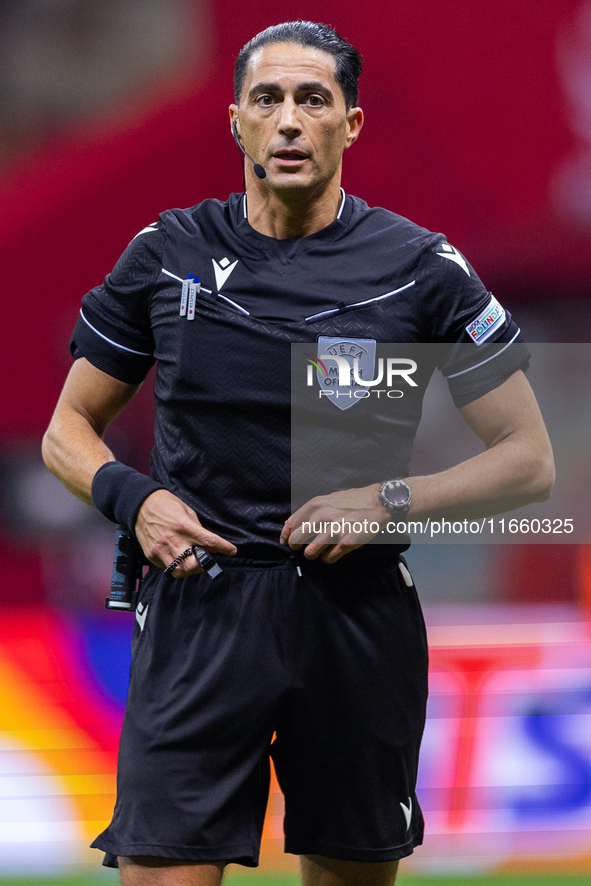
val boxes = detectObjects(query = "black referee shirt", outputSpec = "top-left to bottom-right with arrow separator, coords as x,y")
70,190 -> 528,556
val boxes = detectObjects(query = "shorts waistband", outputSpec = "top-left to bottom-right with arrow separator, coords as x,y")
215,553 -> 300,572
214,544 -> 408,572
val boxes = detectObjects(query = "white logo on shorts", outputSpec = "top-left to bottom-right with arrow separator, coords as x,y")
398,561 -> 414,587
136,602 -> 149,632
400,796 -> 412,831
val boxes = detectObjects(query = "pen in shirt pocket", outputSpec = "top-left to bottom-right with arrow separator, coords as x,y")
179,273 -> 193,317
187,276 -> 200,320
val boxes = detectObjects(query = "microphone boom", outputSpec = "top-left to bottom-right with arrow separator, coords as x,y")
232,122 -> 266,179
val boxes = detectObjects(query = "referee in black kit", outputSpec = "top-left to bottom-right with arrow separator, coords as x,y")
43,21 -> 554,886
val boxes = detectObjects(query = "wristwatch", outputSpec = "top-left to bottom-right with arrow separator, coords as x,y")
378,479 -> 412,517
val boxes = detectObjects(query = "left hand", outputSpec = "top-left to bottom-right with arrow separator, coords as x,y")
280,483 -> 388,563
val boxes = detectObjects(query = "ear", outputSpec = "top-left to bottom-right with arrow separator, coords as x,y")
229,104 -> 240,138
345,107 -> 364,149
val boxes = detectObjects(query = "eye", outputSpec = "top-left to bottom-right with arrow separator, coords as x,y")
306,94 -> 325,106
256,94 -> 275,106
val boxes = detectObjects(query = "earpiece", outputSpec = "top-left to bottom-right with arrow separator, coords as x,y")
232,120 -> 266,180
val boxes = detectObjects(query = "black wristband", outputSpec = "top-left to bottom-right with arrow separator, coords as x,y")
91,461 -> 167,531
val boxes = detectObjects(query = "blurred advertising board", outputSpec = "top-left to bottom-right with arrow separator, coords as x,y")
1,603 -> 591,875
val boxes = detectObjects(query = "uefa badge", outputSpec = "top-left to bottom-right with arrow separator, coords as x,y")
313,336 -> 378,411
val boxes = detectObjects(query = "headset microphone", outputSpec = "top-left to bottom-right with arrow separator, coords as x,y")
232,121 -> 266,179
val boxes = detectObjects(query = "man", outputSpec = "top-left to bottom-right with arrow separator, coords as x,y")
42,21 -> 554,886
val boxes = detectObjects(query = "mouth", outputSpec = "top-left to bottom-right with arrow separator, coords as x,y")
272,149 -> 309,166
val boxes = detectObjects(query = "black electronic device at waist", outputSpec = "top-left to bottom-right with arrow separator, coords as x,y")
106,527 -> 224,612
106,525 -> 146,611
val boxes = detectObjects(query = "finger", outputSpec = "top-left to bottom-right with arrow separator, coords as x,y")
170,564 -> 203,579
320,544 -> 356,564
288,538 -> 305,550
280,516 -> 292,546
287,502 -> 319,544
302,541 -> 333,560
160,527 -> 237,563
165,545 -> 213,579
289,520 -> 321,548
161,547 -> 195,579
288,531 -> 313,550
144,551 -> 168,570
191,529 -> 237,556
172,552 -> 204,579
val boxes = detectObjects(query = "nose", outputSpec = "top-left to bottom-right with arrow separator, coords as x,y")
277,97 -> 302,138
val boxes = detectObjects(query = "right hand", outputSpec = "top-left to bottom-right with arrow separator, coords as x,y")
135,489 -> 237,577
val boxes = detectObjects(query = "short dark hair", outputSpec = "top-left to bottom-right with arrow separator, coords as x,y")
234,21 -> 363,109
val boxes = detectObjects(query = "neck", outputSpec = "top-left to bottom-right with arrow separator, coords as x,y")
245,176 -> 343,239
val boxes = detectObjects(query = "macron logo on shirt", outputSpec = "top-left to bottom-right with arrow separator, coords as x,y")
436,242 -> 470,276
212,256 -> 239,291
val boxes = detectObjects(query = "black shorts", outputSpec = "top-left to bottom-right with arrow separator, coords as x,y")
92,551 -> 429,868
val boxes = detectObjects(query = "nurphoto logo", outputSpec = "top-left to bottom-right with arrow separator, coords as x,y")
306,337 -> 417,411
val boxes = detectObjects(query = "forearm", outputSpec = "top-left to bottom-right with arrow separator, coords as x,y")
285,369 -> 554,562
406,433 -> 555,521
42,407 -> 114,504
42,358 -> 142,504
43,392 -> 238,573
284,433 -> 554,562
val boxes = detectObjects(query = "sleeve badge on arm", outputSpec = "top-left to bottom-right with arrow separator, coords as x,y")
466,295 -> 506,345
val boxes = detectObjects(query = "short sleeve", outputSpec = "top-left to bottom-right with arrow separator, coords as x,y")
69,220 -> 166,383
417,235 -> 530,407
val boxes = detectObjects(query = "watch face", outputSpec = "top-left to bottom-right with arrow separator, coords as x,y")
384,481 -> 411,507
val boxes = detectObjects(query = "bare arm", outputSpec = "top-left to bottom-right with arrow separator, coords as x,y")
42,357 -> 138,502
42,357 -> 236,574
407,369 -> 555,519
283,370 -> 555,561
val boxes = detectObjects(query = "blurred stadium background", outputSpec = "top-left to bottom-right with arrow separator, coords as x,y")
1,0 -> 591,882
